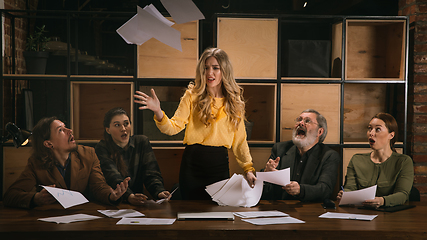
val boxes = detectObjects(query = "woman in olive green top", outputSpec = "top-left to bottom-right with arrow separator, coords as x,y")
337,113 -> 414,207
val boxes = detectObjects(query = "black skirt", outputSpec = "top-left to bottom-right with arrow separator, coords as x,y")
179,144 -> 229,200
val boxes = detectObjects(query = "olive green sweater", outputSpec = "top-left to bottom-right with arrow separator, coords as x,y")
344,152 -> 414,207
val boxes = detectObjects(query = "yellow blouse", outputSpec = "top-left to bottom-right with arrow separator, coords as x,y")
154,90 -> 255,174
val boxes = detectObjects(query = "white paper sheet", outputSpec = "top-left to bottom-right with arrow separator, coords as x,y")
233,210 -> 289,218
319,212 -> 377,221
42,186 -> 88,209
156,187 -> 178,204
116,5 -> 182,51
339,185 -> 377,206
97,209 -> 145,218
242,216 -> 305,225
256,168 -> 291,186
206,174 -> 263,207
116,217 -> 176,225
205,178 -> 229,197
38,214 -> 101,224
160,0 -> 205,24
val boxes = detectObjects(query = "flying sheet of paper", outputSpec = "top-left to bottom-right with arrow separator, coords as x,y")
160,0 -> 205,24
339,185 -> 377,206
38,214 -> 101,224
206,174 -> 263,207
242,216 -> 305,225
233,210 -> 289,219
116,217 -> 176,225
42,185 -> 88,209
116,5 -> 182,51
97,209 -> 145,218
256,168 -> 290,186
319,212 -> 378,221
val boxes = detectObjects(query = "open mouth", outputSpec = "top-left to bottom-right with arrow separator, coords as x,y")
69,135 -> 75,143
295,126 -> 307,138
121,133 -> 128,139
207,77 -> 215,82
369,138 -> 375,144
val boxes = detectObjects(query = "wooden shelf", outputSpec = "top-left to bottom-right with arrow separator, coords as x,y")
241,83 -> 276,143
217,18 -> 278,79
71,81 -> 134,140
345,20 -> 406,80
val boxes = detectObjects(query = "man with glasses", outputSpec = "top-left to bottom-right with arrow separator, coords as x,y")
261,109 -> 340,202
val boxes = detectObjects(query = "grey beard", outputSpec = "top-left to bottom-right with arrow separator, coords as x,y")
292,129 -> 317,149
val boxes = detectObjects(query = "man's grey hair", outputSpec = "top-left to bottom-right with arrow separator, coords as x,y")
301,109 -> 328,143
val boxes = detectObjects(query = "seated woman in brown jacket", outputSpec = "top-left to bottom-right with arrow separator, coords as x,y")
3,117 -> 129,209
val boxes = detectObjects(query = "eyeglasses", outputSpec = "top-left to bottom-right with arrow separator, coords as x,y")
295,117 -> 318,125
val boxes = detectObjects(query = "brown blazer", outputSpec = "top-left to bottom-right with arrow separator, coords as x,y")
3,145 -> 113,209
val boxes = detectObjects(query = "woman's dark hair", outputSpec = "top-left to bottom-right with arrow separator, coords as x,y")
372,112 -> 398,152
103,107 -> 130,176
31,116 -> 58,169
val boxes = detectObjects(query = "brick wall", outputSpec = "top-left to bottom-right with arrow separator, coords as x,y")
2,0 -> 37,124
399,0 -> 427,201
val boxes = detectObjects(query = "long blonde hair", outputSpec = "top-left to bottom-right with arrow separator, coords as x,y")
189,48 -> 245,131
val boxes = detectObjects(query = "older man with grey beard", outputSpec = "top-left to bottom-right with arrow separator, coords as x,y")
261,109 -> 340,202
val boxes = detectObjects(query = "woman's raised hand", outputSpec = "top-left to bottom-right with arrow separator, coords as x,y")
134,89 -> 163,121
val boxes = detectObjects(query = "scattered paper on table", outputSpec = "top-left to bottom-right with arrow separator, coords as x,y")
116,217 -> 176,225
160,0 -> 205,24
339,185 -> 377,206
234,210 -> 289,218
206,174 -> 263,207
242,216 -> 305,225
256,168 -> 290,186
98,209 -> 145,218
38,214 -> 101,224
41,185 -> 88,209
319,212 -> 377,221
116,5 -> 182,51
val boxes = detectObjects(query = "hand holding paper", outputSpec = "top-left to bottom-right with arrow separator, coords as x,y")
256,168 -> 290,186
339,185 -> 377,206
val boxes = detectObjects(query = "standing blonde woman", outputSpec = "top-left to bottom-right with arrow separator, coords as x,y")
134,48 -> 256,200
337,113 -> 414,207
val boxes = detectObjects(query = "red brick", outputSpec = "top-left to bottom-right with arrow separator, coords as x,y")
420,194 -> 427,202
415,43 -> 427,53
420,4 -> 427,12
414,114 -> 427,123
415,175 -> 427,183
416,185 -> 427,194
415,165 -> 427,174
414,64 -> 427,73
414,155 -> 427,162
414,54 -> 427,63
415,33 -> 427,42
414,135 -> 427,143
413,104 -> 427,113
414,94 -> 427,102
416,23 -> 427,33
414,74 -> 427,83
413,144 -> 427,153
414,84 -> 427,93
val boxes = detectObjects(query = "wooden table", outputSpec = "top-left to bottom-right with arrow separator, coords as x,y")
0,200 -> 426,240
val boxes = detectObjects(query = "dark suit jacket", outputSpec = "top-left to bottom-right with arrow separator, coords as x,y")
261,141 -> 340,202
3,145 -> 114,209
